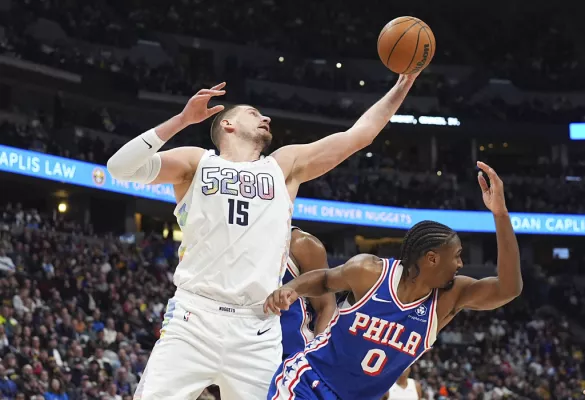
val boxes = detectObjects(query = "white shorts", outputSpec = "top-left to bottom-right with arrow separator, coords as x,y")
134,289 -> 282,400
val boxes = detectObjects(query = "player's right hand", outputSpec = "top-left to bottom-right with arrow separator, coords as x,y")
179,82 -> 226,125
399,71 -> 421,82
263,287 -> 299,316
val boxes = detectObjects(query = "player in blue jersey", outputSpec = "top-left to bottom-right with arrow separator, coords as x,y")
280,227 -> 337,360
264,162 -> 522,400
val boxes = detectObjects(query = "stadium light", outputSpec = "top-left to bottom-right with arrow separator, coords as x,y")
58,202 -> 67,213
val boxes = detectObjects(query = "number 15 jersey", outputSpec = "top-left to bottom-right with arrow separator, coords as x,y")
173,150 -> 293,306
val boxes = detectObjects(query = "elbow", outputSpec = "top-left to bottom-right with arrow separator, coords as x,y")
513,279 -> 524,298
106,157 -> 120,179
513,264 -> 524,297
354,131 -> 374,149
505,279 -> 523,300
106,156 -> 128,181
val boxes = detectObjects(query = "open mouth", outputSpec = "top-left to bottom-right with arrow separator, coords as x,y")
259,125 -> 270,132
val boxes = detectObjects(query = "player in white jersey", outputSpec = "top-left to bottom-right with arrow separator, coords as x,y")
383,368 -> 423,400
106,75 -> 419,400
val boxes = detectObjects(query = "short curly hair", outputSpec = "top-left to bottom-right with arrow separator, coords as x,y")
399,220 -> 456,279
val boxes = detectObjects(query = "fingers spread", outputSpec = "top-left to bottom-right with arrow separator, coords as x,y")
207,105 -> 225,116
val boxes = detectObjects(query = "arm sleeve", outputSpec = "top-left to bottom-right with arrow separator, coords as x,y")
106,129 -> 166,184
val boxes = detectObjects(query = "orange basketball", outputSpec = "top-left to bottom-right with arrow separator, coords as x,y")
377,17 -> 436,74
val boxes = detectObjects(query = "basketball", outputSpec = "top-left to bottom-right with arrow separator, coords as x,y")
377,16 -> 436,74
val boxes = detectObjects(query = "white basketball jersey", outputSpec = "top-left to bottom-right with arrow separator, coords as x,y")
173,150 -> 293,306
389,379 -> 419,399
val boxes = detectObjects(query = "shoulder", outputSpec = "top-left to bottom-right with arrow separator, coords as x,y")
270,145 -> 302,179
290,229 -> 328,272
343,254 -> 383,278
337,254 -> 386,307
163,146 -> 207,159
291,229 -> 324,251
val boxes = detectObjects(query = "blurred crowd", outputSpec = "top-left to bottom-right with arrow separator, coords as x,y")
1,0 -> 585,124
1,1 -> 585,400
1,205 -> 584,399
0,203 -> 178,399
425,303 -> 585,399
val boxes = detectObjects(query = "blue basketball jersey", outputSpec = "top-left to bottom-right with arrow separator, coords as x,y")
280,257 -> 315,357
270,258 -> 438,400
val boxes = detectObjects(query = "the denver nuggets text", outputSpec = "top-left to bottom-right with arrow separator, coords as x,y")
201,167 -> 275,226
349,312 -> 422,376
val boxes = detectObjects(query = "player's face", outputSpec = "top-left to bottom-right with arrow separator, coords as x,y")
426,235 -> 463,290
233,106 -> 272,150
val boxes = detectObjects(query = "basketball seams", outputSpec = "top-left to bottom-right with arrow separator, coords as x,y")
385,21 -> 422,69
402,26 -> 423,74
377,17 -> 417,48
378,17 -> 435,74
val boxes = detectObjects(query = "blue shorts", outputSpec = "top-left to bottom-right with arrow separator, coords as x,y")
267,355 -> 340,400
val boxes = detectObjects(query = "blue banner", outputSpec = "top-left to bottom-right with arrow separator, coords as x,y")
293,198 -> 585,235
1,144 -> 584,235
0,145 -> 176,203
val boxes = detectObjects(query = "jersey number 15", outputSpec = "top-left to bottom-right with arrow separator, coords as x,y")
201,167 -> 275,227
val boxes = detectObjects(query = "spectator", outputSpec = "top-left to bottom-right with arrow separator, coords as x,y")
0,364 -> 18,399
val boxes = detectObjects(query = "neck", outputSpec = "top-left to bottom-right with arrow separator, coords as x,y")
219,139 -> 263,162
396,266 -> 433,304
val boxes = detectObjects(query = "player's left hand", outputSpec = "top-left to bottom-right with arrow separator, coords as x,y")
263,287 -> 299,316
477,161 -> 508,216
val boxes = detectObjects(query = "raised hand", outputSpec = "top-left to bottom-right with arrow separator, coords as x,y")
477,161 -> 508,216
179,82 -> 226,125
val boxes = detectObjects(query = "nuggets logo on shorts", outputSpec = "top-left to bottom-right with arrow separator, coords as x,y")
92,167 -> 106,186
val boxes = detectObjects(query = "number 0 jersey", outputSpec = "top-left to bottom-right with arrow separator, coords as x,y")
173,150 -> 293,306
272,259 -> 438,400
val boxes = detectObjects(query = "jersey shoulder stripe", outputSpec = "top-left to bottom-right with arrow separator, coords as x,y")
339,258 -> 394,315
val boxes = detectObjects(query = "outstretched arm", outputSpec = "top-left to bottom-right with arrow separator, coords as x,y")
264,254 -> 381,315
272,74 -> 418,184
452,162 -> 522,312
107,84 -> 226,185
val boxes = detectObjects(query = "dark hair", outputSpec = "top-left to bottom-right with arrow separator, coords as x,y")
210,105 -> 241,149
399,220 -> 456,279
